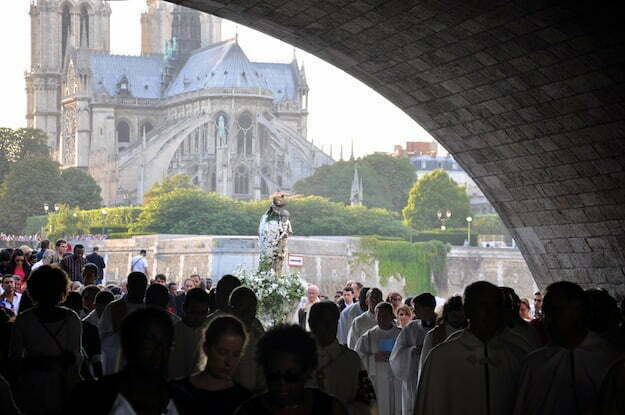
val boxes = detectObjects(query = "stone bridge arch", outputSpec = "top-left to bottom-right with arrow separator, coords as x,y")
167,0 -> 625,293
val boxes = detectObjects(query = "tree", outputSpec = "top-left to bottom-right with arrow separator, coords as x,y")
60,168 -> 102,209
0,128 -> 49,184
293,154 -> 415,212
0,157 -> 64,233
402,169 -> 472,231
143,173 -> 198,205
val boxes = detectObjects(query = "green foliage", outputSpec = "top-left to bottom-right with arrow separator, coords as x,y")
0,156 -> 64,233
293,154 -> 416,212
130,188 -> 256,235
0,128 -> 49,184
360,237 -> 449,294
59,168 -> 102,209
403,169 -> 472,231
472,214 -> 509,236
46,206 -> 90,241
412,228 -> 477,246
75,206 -> 143,227
143,173 -> 197,205
108,231 -> 154,239
24,215 -> 47,235
131,191 -> 413,238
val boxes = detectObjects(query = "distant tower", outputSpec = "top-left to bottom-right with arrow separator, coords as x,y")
350,140 -> 355,161
171,5 -> 202,57
26,0 -> 111,153
141,0 -> 173,56
350,167 -> 364,206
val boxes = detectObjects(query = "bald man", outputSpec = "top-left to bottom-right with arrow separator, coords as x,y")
414,281 -> 527,415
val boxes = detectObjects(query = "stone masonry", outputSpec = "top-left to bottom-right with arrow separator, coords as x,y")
167,0 -> 625,294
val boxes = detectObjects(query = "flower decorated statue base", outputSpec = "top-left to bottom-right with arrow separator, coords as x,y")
235,266 -> 306,327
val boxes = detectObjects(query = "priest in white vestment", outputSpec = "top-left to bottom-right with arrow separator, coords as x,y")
513,281 -> 624,415
417,295 -> 466,375
390,293 -> 437,415
356,302 -> 402,415
415,281 -> 526,415
339,289 -> 368,344
99,272 -> 147,375
348,288 -> 382,350
309,301 -> 372,415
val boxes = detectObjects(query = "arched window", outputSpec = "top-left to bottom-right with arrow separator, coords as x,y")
61,5 -> 72,59
214,113 -> 228,147
140,121 -> 154,138
116,121 -> 130,143
79,5 -> 90,47
234,165 -> 249,194
236,112 -> 254,156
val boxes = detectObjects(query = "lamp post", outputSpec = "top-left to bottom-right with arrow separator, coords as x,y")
437,209 -> 452,231
101,209 -> 108,235
466,216 -> 473,245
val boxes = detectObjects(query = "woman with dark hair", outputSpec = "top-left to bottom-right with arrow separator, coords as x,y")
237,324 -> 348,415
172,315 -> 251,414
8,265 -> 81,415
6,249 -> 31,291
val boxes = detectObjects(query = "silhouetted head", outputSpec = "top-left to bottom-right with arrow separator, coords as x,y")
464,281 -> 504,342
309,300 -> 340,346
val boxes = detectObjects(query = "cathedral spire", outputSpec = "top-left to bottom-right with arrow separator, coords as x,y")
350,140 -> 355,161
350,166 -> 363,206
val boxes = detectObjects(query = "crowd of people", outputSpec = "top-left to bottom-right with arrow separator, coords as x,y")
0,234 -> 40,242
0,239 -> 624,414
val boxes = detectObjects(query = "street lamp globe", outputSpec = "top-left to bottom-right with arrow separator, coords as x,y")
43,203 -> 49,213
466,216 -> 472,223
54,203 -> 60,212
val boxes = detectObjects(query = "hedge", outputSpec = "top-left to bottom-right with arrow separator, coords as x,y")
410,228 -> 478,246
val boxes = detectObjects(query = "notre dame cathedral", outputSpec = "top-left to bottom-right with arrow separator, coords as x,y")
25,0 -> 333,206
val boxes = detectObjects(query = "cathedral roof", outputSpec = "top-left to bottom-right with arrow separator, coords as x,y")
165,39 -> 269,97
89,54 -> 164,99
252,62 -> 299,103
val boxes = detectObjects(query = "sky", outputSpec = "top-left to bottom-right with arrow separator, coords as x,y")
0,0 -> 435,158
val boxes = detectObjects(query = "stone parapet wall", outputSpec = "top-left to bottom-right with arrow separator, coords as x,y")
76,235 -> 536,298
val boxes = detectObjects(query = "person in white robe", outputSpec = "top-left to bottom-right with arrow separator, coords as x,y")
348,288 -> 382,350
99,272 -> 147,375
338,288 -> 369,344
356,302 -> 402,415
417,295 -> 466,375
513,281 -> 624,415
390,293 -> 437,415
309,301 -> 372,415
168,288 -> 210,380
415,281 -> 527,415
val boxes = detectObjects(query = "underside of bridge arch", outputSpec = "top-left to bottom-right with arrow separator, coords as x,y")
169,0 -> 625,294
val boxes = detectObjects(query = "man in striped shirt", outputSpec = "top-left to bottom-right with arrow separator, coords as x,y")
61,244 -> 87,282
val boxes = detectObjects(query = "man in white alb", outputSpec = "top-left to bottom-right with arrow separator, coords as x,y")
415,281 -> 527,415
513,281 -> 623,415
347,288 -> 383,350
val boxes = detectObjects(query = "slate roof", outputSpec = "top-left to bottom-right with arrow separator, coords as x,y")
253,62 -> 299,103
165,39 -> 270,97
88,39 -> 301,103
89,54 -> 164,99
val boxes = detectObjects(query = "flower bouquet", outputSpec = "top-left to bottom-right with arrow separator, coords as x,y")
234,266 -> 306,327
